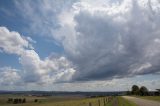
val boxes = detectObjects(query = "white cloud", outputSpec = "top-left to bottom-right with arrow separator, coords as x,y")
0,26 -> 76,86
12,0 -> 160,82
1,0 -> 160,90
0,27 -> 30,55
41,74 -> 160,91
14,0 -> 78,37
53,0 -> 160,81
0,67 -> 21,86
43,0 -> 160,80
19,50 -> 76,84
25,36 -> 36,43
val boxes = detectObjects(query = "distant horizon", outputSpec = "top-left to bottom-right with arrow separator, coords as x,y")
0,88 -> 158,92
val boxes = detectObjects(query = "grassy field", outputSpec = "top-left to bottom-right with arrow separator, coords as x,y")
0,94 -> 141,106
117,96 -> 137,106
105,96 -> 137,106
135,96 -> 160,102
0,94 -> 114,106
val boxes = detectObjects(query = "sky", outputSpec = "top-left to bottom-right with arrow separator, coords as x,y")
0,0 -> 160,91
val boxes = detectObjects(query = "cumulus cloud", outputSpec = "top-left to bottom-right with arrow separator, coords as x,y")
0,26 -> 76,85
53,0 -> 160,81
0,27 -> 30,55
12,0 -> 160,82
19,50 -> 76,84
0,67 -> 21,86
14,0 -> 78,37
2,0 -> 160,85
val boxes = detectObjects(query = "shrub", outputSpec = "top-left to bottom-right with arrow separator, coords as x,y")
13,99 -> 18,104
7,98 -> 13,103
34,99 -> 38,102
18,98 -> 22,103
22,98 -> 26,103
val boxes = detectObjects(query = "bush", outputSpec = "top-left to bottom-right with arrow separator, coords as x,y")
18,98 -> 22,103
13,99 -> 18,104
155,92 -> 160,96
22,98 -> 26,103
34,99 -> 38,102
7,98 -> 13,103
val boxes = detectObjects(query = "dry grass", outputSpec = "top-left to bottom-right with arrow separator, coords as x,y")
0,94 -> 110,106
136,96 -> 160,102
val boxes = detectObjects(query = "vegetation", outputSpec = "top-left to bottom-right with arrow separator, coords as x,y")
117,96 -> 137,106
130,85 -> 149,96
131,85 -> 139,95
34,99 -> 38,102
136,96 -> 160,102
0,95 -> 113,106
139,86 -> 149,96
103,96 -> 137,106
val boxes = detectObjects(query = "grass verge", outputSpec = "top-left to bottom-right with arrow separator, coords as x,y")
118,96 -> 137,106
135,96 -> 160,102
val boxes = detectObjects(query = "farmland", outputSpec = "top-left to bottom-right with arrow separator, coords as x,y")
2,93 -> 160,106
0,94 -> 138,106
0,94 -> 109,106
135,96 -> 160,102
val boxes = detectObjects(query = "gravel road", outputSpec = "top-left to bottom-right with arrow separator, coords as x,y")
122,96 -> 160,106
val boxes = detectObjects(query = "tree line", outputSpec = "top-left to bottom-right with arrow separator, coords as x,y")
128,85 -> 149,96
7,98 -> 26,104
7,98 -> 39,104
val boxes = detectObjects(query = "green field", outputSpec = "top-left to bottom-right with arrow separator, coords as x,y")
117,97 -> 137,106
135,96 -> 160,102
0,94 -> 114,106
0,95 -> 139,106
105,96 -> 137,106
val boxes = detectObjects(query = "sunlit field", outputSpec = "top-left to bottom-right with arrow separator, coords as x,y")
135,96 -> 160,102
0,95 -> 108,106
0,95 -> 139,106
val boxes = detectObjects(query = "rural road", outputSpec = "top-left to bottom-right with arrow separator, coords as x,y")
122,96 -> 160,106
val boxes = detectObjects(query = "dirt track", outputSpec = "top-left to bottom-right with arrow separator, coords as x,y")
113,97 -> 118,106
122,96 -> 160,106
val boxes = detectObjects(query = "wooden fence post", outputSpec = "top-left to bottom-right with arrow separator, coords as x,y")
89,102 -> 92,106
106,97 -> 108,103
98,99 -> 100,106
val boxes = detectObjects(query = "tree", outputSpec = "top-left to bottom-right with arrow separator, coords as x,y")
13,99 -> 18,104
7,98 -> 13,103
131,85 -> 139,95
34,99 -> 38,102
126,90 -> 131,95
22,98 -> 26,103
18,98 -> 22,103
139,86 -> 148,96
